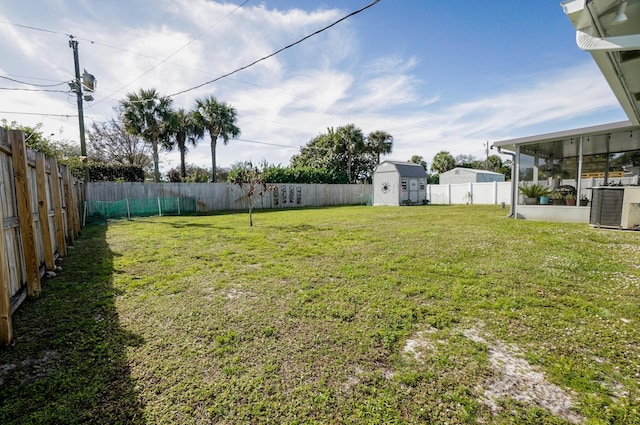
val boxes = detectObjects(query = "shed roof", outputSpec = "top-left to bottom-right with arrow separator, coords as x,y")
440,167 -> 504,176
375,161 -> 427,178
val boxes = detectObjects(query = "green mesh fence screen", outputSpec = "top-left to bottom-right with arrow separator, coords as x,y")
85,197 -> 197,224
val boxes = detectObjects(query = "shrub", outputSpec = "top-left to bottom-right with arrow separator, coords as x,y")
88,164 -> 145,182
519,183 -> 551,198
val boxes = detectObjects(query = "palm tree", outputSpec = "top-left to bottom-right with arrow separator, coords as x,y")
431,151 -> 455,174
409,154 -> 427,170
336,124 -> 365,183
367,130 -> 394,164
193,96 -> 240,182
120,88 -> 173,182
166,108 -> 199,179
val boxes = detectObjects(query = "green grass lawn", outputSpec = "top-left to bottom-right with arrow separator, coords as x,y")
1,205 -> 639,424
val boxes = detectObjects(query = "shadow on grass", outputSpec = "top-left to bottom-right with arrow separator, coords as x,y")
0,224 -> 145,424
132,218 -> 236,230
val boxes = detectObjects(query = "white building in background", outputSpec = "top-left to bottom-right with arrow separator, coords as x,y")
439,168 -> 505,185
372,161 -> 427,206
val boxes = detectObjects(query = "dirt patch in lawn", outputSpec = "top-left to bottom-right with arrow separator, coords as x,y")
403,327 -> 439,362
403,327 -> 584,423
463,328 -> 584,424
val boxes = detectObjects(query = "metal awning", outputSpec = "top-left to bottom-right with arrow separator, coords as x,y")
562,0 -> 640,125
493,120 -> 640,159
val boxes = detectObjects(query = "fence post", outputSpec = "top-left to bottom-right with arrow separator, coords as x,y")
157,197 -> 162,216
0,171 -> 13,345
126,199 -> 131,220
49,158 -> 67,257
36,152 -> 55,271
9,130 -> 41,298
177,197 -> 180,215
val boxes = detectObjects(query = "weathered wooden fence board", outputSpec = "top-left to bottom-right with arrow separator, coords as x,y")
10,130 -> 41,298
49,158 -> 67,257
36,152 -> 55,270
0,169 -> 12,343
0,128 -> 82,346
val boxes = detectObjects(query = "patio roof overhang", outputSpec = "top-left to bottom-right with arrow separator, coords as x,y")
562,0 -> 640,125
493,120 -> 640,159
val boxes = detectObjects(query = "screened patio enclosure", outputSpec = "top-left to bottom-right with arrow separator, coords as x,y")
493,121 -> 640,222
491,0 -> 640,222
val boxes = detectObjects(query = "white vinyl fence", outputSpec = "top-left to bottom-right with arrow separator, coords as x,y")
427,181 -> 512,205
427,177 -> 640,206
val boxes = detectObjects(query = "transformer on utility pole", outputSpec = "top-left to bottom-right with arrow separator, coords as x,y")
68,36 -> 95,182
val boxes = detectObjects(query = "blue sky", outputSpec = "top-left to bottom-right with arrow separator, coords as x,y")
0,0 -> 628,172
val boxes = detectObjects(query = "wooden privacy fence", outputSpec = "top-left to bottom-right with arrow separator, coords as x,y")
86,182 -> 372,213
0,128 -> 83,346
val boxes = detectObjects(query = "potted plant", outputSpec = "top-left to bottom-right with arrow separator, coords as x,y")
519,183 -> 550,205
549,191 -> 565,205
565,193 -> 577,206
539,193 -> 550,205
579,195 -> 589,206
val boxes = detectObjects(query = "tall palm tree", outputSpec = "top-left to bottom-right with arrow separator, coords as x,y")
166,108 -> 199,179
367,130 -> 394,164
120,88 -> 173,182
193,96 -> 240,182
336,124 -> 365,183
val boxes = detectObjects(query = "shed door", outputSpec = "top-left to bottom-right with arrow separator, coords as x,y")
409,179 -> 418,202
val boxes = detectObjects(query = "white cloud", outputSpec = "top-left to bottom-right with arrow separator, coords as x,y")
0,1 -> 625,175
376,62 -> 621,163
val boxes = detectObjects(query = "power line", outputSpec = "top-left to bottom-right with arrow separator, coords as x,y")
0,87 -> 69,93
4,73 -> 65,83
0,110 -> 77,117
169,0 -> 381,97
0,20 -> 100,47
1,1 -> 380,134
0,75 -> 68,87
0,21 -> 71,37
236,137 -> 299,149
3,24 -> 223,81
91,0 -> 251,107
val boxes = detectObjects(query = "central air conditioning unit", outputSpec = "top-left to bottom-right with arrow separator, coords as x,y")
590,187 -> 640,229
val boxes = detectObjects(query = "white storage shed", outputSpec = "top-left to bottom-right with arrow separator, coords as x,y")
439,168 -> 505,185
372,161 -> 427,206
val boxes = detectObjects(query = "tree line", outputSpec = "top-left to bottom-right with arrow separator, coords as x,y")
429,150 -> 512,182
3,89 -> 512,184
91,88 -> 395,184
98,88 -> 396,184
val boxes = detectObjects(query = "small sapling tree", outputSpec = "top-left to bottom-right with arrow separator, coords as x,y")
230,162 -> 274,226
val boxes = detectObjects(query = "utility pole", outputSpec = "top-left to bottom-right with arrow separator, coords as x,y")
484,140 -> 490,170
68,36 -> 95,183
